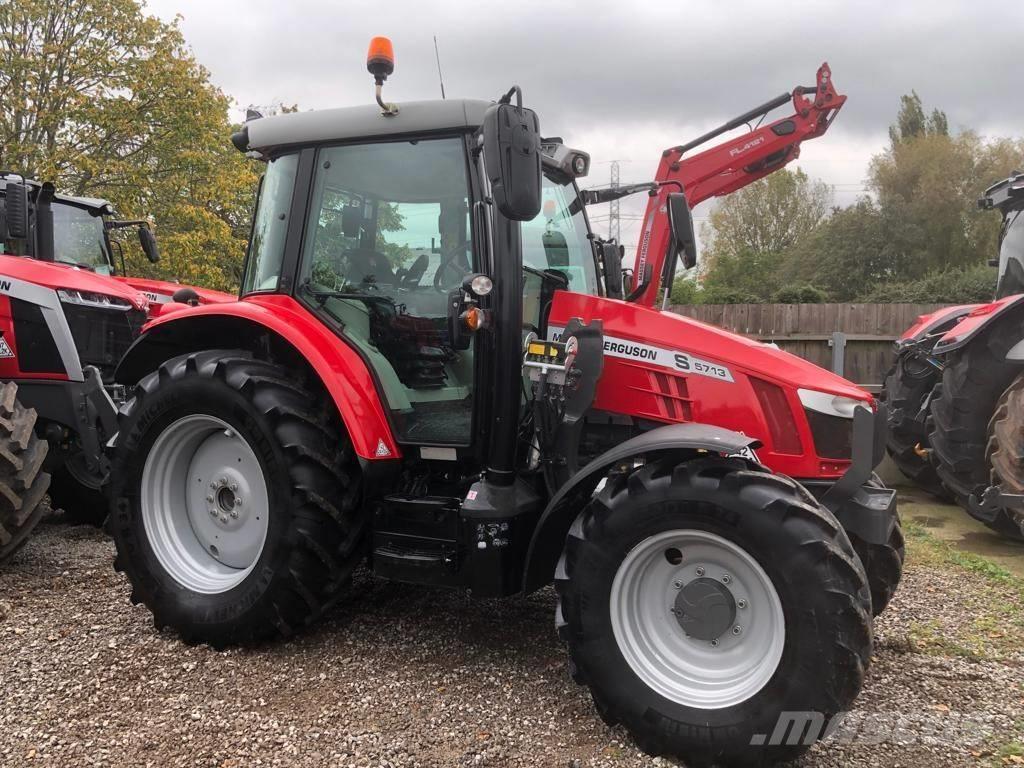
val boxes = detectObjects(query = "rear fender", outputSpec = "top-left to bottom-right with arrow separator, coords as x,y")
932,295 -> 1024,355
897,303 -> 981,345
521,422 -> 761,593
115,300 -> 400,461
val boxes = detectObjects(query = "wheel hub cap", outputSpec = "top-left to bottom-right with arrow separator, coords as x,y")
674,577 -> 737,641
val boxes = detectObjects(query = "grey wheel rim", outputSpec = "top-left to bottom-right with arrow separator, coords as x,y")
609,529 -> 785,709
141,415 -> 270,594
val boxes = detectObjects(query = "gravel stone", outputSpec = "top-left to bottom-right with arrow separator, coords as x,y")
1,517 -> 1021,767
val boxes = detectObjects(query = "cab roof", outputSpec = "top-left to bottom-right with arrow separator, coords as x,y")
238,99 -> 492,155
0,175 -> 113,215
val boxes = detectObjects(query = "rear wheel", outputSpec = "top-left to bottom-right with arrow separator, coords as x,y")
555,457 -> 872,767
929,325 -> 1022,530
882,353 -> 946,497
108,350 -> 365,647
0,382 -> 51,565
983,374 -> 1024,541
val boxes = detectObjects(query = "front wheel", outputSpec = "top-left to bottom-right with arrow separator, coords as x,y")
555,458 -> 872,767
108,350 -> 365,647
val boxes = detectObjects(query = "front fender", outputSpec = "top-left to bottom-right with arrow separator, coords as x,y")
115,295 -> 400,462
521,423 -> 761,593
932,295 -> 1024,355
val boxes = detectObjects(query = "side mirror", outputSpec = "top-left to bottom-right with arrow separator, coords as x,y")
4,182 -> 30,240
601,241 -> 624,299
139,226 -> 160,263
667,192 -> 697,270
481,89 -> 542,221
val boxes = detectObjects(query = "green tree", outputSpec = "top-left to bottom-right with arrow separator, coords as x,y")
0,0 -> 258,290
888,91 -> 949,145
701,168 -> 833,265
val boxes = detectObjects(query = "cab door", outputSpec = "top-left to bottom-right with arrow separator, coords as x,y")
295,136 -> 477,447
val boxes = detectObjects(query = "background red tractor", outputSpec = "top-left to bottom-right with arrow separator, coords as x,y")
0,172 -> 233,530
884,172 -> 1024,540
104,49 -> 898,766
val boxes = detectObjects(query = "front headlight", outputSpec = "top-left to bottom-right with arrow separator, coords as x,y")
797,389 -> 869,460
797,389 -> 868,419
57,289 -> 134,311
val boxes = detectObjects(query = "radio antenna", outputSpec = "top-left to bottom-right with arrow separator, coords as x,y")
433,35 -> 446,99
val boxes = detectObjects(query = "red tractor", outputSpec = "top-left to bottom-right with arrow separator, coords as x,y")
885,172 -> 1024,540
106,44 -> 898,765
0,173 -> 233,531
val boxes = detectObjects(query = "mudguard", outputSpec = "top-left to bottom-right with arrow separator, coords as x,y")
897,303 -> 981,346
520,422 -> 761,594
932,294 -> 1024,355
114,294 -> 400,461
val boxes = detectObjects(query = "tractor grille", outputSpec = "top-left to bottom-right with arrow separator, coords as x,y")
62,304 -> 147,382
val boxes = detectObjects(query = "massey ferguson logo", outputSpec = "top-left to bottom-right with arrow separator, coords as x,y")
729,135 -> 765,157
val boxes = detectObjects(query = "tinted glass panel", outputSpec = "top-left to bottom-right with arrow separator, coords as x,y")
299,138 -> 473,445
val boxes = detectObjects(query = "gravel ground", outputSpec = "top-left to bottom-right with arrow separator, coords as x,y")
1,512 -> 1022,768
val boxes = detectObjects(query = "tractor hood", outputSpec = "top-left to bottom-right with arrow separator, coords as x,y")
550,292 -> 869,400
115,277 -> 235,311
549,292 -> 872,479
0,254 -> 148,311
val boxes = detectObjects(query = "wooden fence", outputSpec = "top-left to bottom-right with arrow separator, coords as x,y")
668,303 -> 954,391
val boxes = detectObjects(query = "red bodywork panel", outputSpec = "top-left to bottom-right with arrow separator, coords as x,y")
116,277 -> 235,316
0,255 -> 147,382
932,294 -> 1024,354
549,291 -> 871,478
633,64 -> 846,307
138,294 -> 400,462
899,303 -> 980,343
0,255 -> 148,310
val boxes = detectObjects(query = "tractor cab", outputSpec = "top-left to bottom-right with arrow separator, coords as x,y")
235,100 -> 600,450
980,172 -> 1024,299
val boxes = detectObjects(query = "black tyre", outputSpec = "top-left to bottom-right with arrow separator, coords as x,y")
0,382 -> 51,565
929,325 -> 1022,522
848,521 -> 905,616
48,460 -> 108,527
108,350 -> 365,647
555,457 -> 872,767
882,353 -> 946,497
983,374 -> 1024,541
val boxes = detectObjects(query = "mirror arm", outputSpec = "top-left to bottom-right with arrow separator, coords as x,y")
624,265 -> 652,302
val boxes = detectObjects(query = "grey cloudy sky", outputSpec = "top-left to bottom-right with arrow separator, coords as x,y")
145,0 -> 1024,250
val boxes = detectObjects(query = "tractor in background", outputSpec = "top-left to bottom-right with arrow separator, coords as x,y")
105,41 -> 898,766
884,172 -> 1024,541
0,173 -> 232,528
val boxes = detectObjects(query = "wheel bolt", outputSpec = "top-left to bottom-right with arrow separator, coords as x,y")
733,625 -> 742,635
710,639 -> 719,647
737,599 -> 747,609
219,515 -> 228,524
209,482 -> 217,489
206,495 -> 214,503
230,510 -> 239,519
695,566 -> 705,577
209,508 -> 217,517
220,477 -> 228,485
230,483 -> 238,492
721,574 -> 731,584
672,579 -> 683,589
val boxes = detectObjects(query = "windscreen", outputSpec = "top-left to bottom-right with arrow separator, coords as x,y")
51,203 -> 114,274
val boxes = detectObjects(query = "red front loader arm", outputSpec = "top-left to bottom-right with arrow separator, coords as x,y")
631,63 -> 846,307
